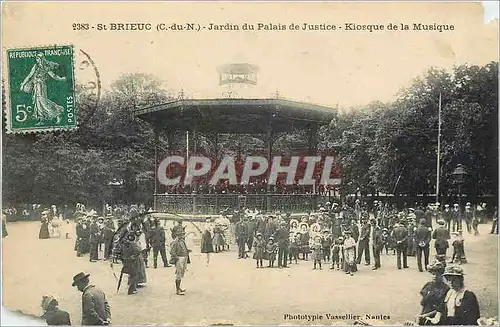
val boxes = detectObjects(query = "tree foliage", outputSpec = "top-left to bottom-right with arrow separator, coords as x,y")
320,62 -> 498,200
2,63 -> 498,206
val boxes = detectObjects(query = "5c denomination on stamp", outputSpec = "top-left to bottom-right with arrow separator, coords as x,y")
5,45 -> 76,134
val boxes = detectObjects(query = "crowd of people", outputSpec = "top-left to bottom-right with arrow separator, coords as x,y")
2,198 -> 499,325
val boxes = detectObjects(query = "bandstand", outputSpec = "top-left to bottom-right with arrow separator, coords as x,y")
134,61 -> 338,214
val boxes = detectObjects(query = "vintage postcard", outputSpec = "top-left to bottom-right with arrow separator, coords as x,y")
1,1 -> 499,326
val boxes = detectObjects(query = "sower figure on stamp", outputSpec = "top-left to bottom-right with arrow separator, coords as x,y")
20,52 -> 66,125
392,219 -> 409,269
72,272 -> 111,325
356,216 -> 371,266
432,220 -> 450,256
170,230 -> 190,295
415,218 -> 432,272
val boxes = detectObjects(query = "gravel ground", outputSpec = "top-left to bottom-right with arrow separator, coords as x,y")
2,221 -> 498,325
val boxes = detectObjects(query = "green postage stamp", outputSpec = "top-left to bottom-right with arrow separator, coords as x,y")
5,45 -> 76,133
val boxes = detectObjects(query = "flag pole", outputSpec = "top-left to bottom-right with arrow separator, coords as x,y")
435,92 -> 442,204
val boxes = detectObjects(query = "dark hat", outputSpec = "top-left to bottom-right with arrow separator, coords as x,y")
419,218 -> 427,225
72,272 -> 90,286
126,233 -> 136,242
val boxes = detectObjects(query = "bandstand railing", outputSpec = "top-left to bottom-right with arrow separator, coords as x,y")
155,194 -> 331,214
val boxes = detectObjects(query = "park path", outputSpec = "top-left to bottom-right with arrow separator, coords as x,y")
2,221 -> 498,325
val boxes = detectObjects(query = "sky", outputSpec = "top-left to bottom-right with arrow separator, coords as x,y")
2,2 -> 499,109
482,1 -> 500,23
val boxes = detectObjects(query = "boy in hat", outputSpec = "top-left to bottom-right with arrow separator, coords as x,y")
311,235 -> 324,269
343,230 -> 357,275
330,235 -> 343,270
72,272 -> 111,325
321,230 -> 333,262
381,227 -> 392,255
266,237 -> 278,268
170,230 -> 190,295
452,203 -> 461,232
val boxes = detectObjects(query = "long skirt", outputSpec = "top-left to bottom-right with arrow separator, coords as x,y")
39,223 -> 50,239
201,231 -> 214,253
212,233 -> 225,247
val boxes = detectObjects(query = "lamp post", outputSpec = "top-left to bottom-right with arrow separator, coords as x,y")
452,164 -> 467,228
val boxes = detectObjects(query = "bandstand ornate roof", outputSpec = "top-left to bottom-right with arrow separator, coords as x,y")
134,98 -> 337,135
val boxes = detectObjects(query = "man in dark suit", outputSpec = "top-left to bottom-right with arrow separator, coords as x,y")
274,221 -> 289,268
40,295 -> 71,325
89,218 -> 101,262
371,218 -> 383,270
356,217 -> 371,266
414,218 -> 432,272
391,220 -> 409,269
432,220 -> 450,256
149,221 -> 171,268
246,216 -> 257,252
235,218 -> 248,259
72,272 -> 111,325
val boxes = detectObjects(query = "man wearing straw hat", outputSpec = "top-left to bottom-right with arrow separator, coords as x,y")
72,272 -> 111,325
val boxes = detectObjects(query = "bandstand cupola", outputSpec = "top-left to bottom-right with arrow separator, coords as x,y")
217,62 -> 260,98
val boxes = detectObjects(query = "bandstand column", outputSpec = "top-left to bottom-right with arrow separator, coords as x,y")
307,124 -> 319,210
153,126 -> 160,211
266,116 -> 274,213
192,123 -> 198,215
